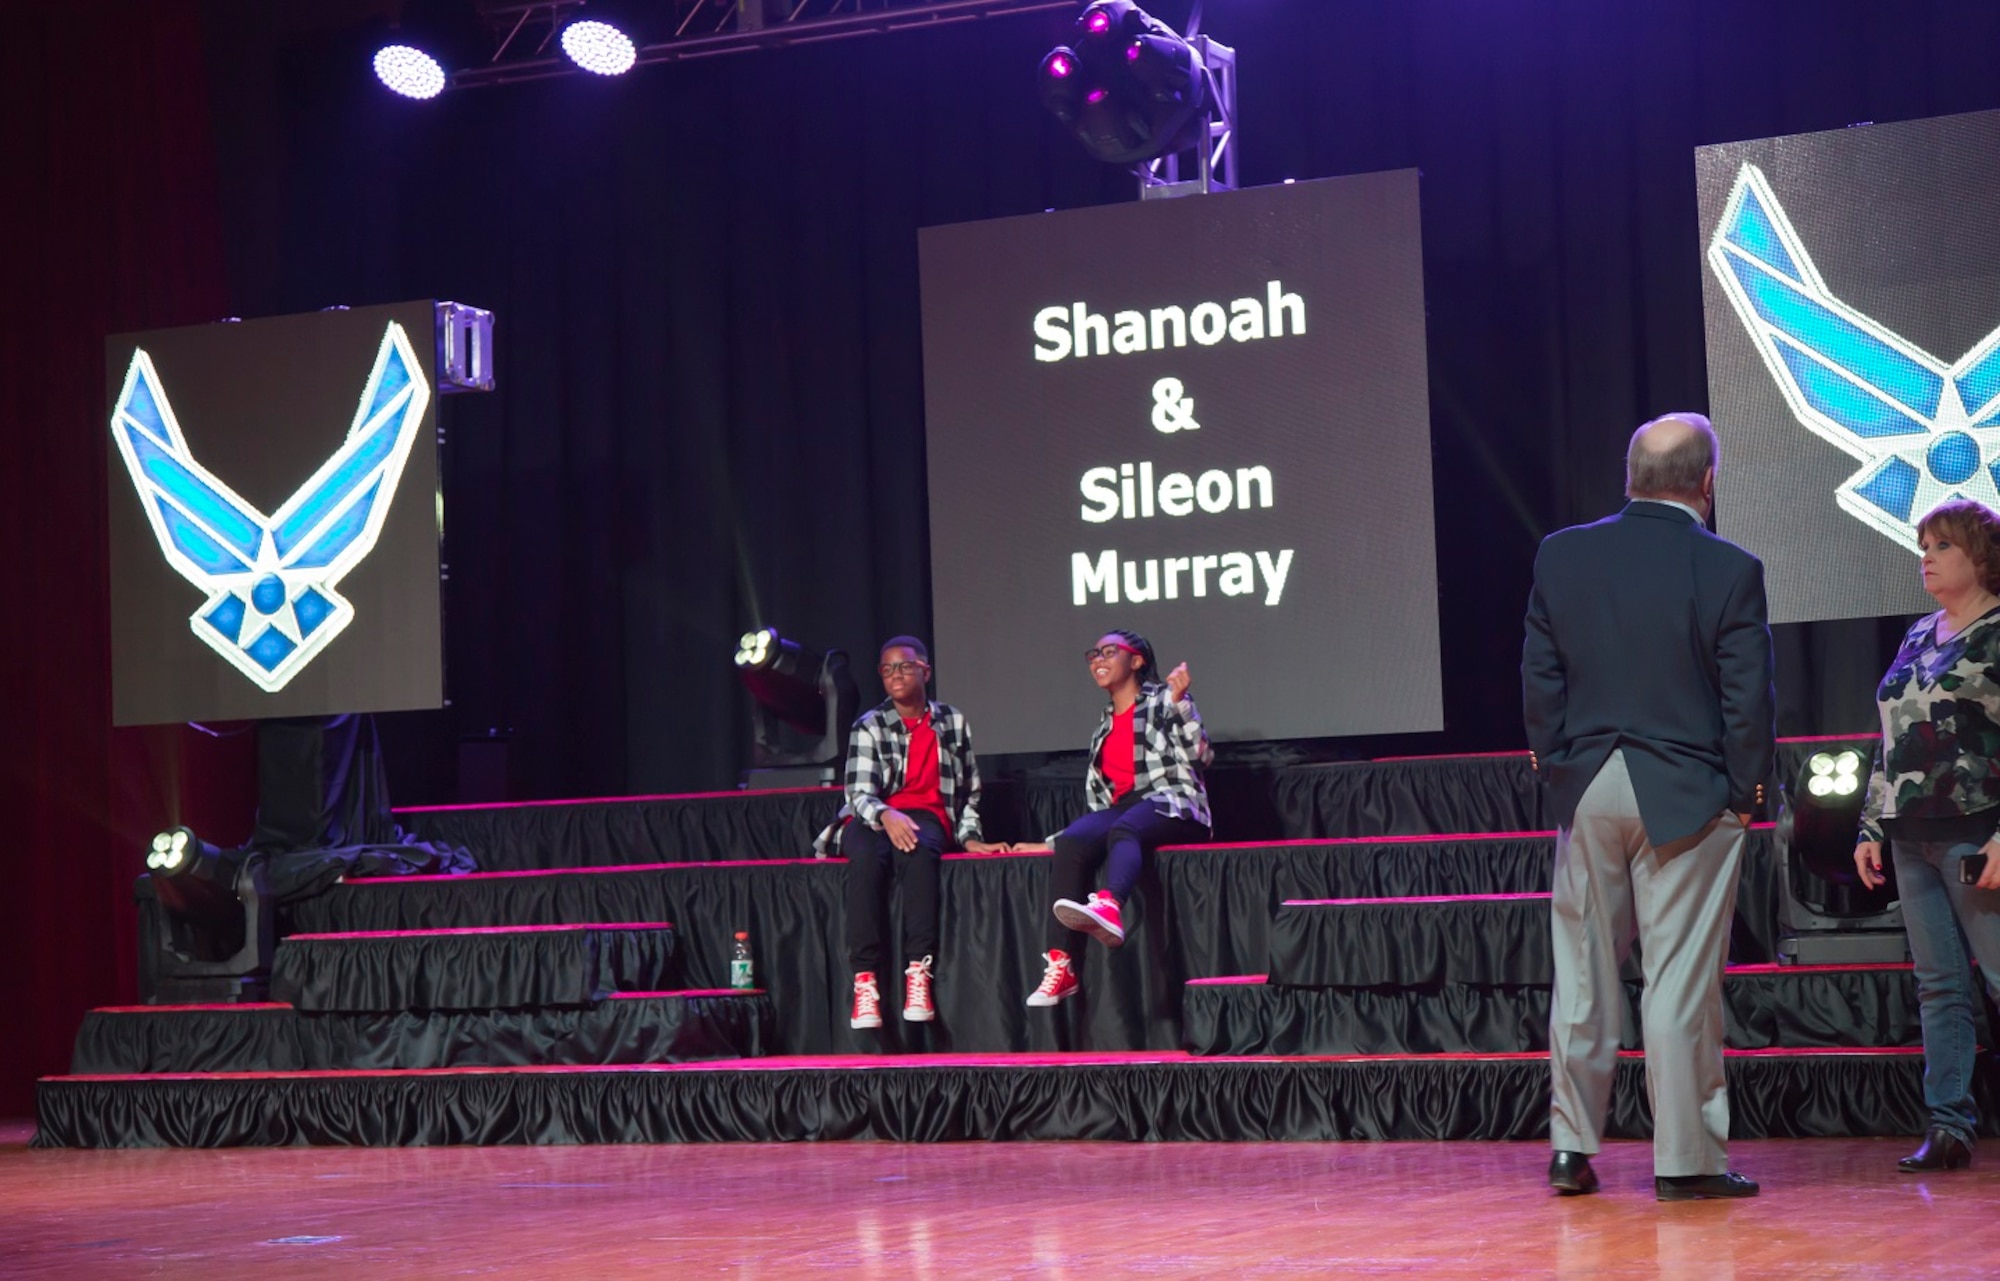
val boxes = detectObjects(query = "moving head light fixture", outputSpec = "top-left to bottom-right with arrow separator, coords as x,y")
145,825 -> 277,1002
1039,0 -> 1237,198
1775,747 -> 1906,966
733,627 -> 859,784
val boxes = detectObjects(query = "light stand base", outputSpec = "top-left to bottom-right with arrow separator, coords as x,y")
1777,931 -> 1910,966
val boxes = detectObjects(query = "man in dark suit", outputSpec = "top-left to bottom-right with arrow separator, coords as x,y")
1522,412 -> 1775,1201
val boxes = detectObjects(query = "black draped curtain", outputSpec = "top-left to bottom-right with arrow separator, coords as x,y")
197,0 -> 2000,804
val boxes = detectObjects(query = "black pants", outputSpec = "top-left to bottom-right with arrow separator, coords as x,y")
844,808 -> 948,972
1047,792 -> 1208,953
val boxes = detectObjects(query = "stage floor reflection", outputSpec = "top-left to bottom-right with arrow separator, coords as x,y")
4,1127 -> 1996,1278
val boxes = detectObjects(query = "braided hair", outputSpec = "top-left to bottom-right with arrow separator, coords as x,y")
1104,628 -> 1161,689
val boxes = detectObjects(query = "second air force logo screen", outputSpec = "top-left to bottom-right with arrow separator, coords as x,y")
1698,109 -> 2000,626
107,302 -> 446,725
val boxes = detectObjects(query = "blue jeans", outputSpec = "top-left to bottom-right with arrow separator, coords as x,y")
1892,837 -> 2000,1143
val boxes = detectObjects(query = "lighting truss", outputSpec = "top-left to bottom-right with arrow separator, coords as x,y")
455,0 -> 1078,89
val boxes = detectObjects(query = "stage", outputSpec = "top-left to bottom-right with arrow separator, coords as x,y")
3,1126 -> 1992,1278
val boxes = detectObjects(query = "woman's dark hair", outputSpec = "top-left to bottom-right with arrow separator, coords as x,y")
1104,628 -> 1160,687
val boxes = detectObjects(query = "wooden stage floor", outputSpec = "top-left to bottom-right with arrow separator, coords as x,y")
4,1123 -> 1997,1278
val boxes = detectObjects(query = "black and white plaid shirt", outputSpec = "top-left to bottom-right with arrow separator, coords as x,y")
1082,683 -> 1213,828
812,699 -> 984,856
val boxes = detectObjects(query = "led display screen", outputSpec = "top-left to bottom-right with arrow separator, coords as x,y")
107,301 -> 445,725
919,172 -> 1442,752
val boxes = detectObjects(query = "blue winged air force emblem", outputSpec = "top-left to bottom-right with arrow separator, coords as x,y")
110,322 -> 432,692
1708,163 -> 2000,553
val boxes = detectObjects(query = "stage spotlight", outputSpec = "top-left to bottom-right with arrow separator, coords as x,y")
1037,0 -> 1209,168
373,44 -> 448,100
1776,746 -> 1904,965
560,19 -> 639,76
369,0 -> 483,99
143,826 -> 276,1001
733,627 -> 859,785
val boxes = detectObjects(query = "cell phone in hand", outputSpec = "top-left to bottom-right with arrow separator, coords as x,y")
1960,854 -> 1990,885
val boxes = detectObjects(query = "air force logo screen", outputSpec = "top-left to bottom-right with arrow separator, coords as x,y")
107,302 -> 445,725
1698,110 -> 2000,625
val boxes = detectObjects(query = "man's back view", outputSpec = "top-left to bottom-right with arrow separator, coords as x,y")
1522,412 -> 1775,1201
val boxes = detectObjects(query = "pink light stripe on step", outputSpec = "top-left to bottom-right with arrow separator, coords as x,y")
284,922 -> 672,941
395,786 -> 829,813
1282,892 -> 1551,908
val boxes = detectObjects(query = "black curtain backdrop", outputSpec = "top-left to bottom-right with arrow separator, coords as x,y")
197,1 -> 2000,808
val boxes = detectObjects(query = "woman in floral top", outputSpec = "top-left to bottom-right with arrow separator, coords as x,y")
1854,499 -> 2000,1173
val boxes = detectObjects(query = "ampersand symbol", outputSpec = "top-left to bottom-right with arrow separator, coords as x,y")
1151,377 -> 1199,434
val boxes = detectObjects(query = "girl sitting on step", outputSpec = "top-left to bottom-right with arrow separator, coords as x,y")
1013,629 -> 1212,1008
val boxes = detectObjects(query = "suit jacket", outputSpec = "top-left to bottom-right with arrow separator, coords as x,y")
1521,500 -> 1776,846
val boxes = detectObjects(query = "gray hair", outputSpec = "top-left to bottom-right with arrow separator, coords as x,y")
1625,413 -> 1717,500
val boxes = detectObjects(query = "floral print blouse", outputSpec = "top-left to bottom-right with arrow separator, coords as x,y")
1859,606 -> 2000,843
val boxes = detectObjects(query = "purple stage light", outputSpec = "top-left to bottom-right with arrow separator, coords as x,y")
1085,9 -> 1111,33
1048,53 -> 1073,78
1126,41 -> 1142,61
561,19 -> 637,76
1086,88 -> 1109,103
373,44 -> 447,100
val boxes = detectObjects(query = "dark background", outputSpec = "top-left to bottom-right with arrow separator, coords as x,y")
108,301 -> 445,724
1699,109 -> 2000,624
921,171 -> 1441,751
5,0 -> 1995,1114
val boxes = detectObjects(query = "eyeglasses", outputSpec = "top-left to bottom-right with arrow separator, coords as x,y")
1083,643 -> 1136,663
879,661 -> 928,677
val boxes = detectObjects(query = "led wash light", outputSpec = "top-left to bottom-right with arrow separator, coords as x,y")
1805,749 -> 1863,799
1708,162 -> 2000,556
111,322 -> 433,693
561,19 -> 638,76
373,44 -> 447,99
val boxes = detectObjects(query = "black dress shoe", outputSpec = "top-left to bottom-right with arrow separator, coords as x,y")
1899,1127 -> 1974,1173
1549,1150 -> 1598,1195
1655,1171 -> 1759,1201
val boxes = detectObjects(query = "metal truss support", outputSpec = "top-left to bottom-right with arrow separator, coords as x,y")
1138,34 -> 1236,201
456,0 -> 1076,90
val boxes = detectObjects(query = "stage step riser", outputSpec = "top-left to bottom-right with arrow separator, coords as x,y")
390,740 -> 1873,875
1182,967 -> 1925,1056
271,925 -> 677,1013
32,1049 -> 1965,1148
71,993 -> 773,1074
1271,895 -> 1555,986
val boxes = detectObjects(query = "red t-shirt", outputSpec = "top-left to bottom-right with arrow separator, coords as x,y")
1099,704 -> 1138,801
885,712 -> 949,828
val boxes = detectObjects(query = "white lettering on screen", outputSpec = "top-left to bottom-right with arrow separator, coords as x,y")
1034,281 -> 1306,363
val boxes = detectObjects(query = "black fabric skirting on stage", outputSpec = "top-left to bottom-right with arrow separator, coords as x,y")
270,925 -> 678,1012
34,1050 -> 1977,1148
70,993 -> 772,1073
1182,966 -> 1923,1056
278,831 -> 1780,1055
286,844 -> 1570,1058
296,855 -> 1184,1057
1270,896 -> 1557,987
1272,756 -> 1543,839
397,789 -> 850,871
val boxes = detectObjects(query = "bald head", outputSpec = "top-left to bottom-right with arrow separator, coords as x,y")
1626,412 -> 1717,505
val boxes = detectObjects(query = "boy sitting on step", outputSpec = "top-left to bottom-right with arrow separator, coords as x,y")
814,636 -> 1004,1030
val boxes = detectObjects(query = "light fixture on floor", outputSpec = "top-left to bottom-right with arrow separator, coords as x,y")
1776,748 -> 1905,965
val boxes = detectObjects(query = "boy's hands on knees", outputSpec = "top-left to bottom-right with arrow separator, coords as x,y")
881,809 -> 920,852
